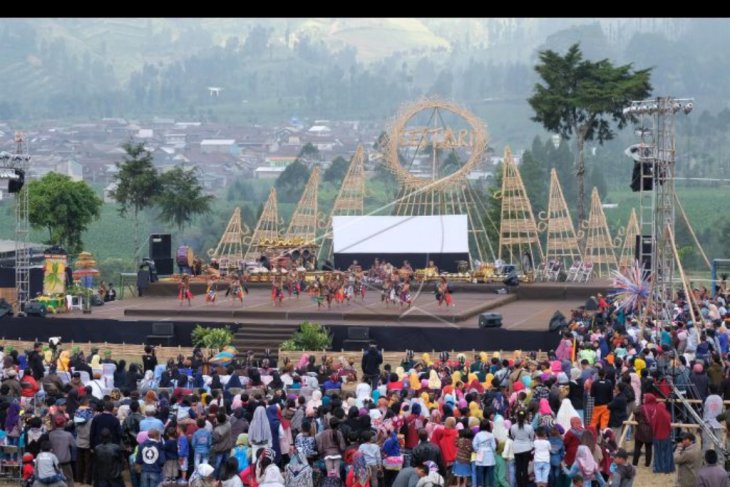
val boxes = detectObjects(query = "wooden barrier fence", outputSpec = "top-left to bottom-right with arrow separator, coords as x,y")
0,339 -> 205,363
278,349 -> 549,375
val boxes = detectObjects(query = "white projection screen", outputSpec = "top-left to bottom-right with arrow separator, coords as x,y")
332,215 -> 468,254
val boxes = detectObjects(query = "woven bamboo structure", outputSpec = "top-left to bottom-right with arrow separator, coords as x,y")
285,165 -> 320,246
318,145 -> 366,261
583,187 -> 617,277
618,208 -> 639,270
243,188 -> 280,261
543,169 -> 582,264
210,207 -> 248,264
498,147 -> 544,266
384,98 -> 496,263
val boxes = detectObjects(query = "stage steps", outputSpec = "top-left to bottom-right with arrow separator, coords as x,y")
231,323 -> 299,361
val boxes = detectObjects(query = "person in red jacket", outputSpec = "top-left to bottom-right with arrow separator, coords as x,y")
651,401 -> 674,473
20,368 -> 40,399
562,416 -> 584,467
404,404 -> 423,450
434,417 -> 458,468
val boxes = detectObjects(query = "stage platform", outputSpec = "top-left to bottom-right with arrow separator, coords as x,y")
112,287 -> 516,324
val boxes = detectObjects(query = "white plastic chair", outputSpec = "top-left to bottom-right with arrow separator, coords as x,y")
77,370 -> 91,385
567,261 -> 582,281
65,295 -> 83,311
580,262 -> 594,282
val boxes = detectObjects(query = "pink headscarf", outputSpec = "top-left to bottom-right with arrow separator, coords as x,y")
550,361 -> 562,373
539,398 -> 552,416
575,445 -> 599,478
296,353 -> 310,371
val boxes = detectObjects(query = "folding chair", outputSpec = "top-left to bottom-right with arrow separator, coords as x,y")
534,261 -> 548,281
547,260 -> 562,281
567,260 -> 582,282
580,262 -> 594,282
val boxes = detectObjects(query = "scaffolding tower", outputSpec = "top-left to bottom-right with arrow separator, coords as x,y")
625,97 -> 693,321
0,133 -> 31,314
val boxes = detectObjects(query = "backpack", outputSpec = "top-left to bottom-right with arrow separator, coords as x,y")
122,413 -> 141,448
232,445 -> 249,473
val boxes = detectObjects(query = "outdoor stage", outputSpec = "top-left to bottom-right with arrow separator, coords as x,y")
47,279 -> 610,330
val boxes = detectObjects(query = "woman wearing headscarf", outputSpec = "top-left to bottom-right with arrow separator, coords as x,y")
427,370 -> 441,390
509,410 -> 534,487
249,406 -> 273,461
562,445 -> 605,486
139,370 -> 156,393
562,417 -> 584,467
285,451 -> 313,487
556,399 -> 579,433
702,394 -> 725,462
226,373 -> 243,391
651,401 -> 674,473
347,451 -> 371,487
472,419 -> 497,487
265,404 -> 282,462
355,383 -> 371,409
532,399 -> 555,430
257,447 -> 285,487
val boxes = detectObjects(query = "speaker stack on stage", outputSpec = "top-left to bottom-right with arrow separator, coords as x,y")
149,234 -> 173,276
548,310 -> 568,332
343,326 -> 372,349
478,312 -> 503,328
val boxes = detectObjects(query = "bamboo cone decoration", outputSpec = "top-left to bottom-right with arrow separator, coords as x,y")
212,207 -> 246,262
285,165 -> 321,246
583,187 -> 617,277
318,146 -> 366,261
544,169 -> 582,264
498,146 -> 544,266
243,187 -> 279,261
618,208 -> 639,270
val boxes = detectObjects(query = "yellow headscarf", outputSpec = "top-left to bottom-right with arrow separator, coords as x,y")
421,353 -> 432,367
451,371 -> 462,386
90,354 -> 101,369
492,351 -> 501,360
420,392 -> 434,410
484,373 -> 494,389
56,350 -> 70,372
468,401 -> 484,420
409,372 -> 421,390
480,352 -> 488,363
428,370 -> 441,389
395,366 -> 405,381
467,373 -> 478,384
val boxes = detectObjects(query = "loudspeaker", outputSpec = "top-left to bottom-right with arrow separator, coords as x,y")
585,296 -> 599,311
24,302 -> 47,317
153,258 -> 174,276
149,234 -> 172,259
630,161 -> 653,192
347,326 -> 370,341
479,312 -> 503,328
635,235 -> 652,270
549,310 -> 567,331
0,298 -> 12,318
8,169 -> 24,193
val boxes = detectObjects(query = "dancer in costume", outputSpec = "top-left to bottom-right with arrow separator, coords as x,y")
178,273 -> 193,306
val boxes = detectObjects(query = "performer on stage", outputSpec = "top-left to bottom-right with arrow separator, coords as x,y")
178,274 -> 193,306
400,280 -> 412,308
436,276 -> 453,307
204,276 -> 218,304
228,274 -> 244,305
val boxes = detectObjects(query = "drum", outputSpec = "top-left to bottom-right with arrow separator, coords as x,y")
176,245 -> 193,267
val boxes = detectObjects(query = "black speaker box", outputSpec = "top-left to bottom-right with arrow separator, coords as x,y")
149,234 -> 172,259
479,312 -> 503,328
24,302 -> 47,317
549,310 -> 567,331
154,258 -> 174,276
348,326 -> 370,341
